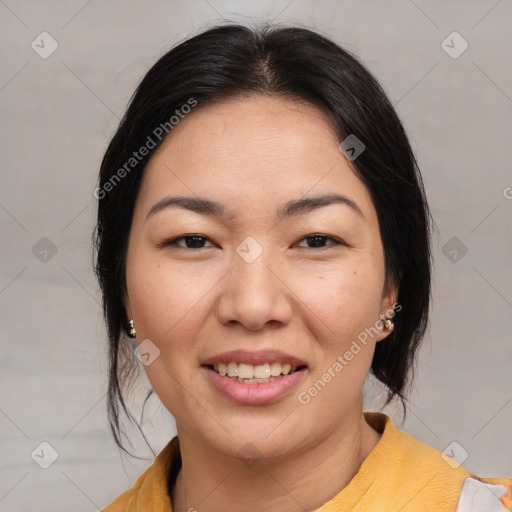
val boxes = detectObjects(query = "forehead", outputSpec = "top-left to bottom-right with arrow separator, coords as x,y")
137,95 -> 375,221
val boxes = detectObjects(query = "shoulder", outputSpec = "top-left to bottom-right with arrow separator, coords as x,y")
102,436 -> 181,512
361,412 -> 512,511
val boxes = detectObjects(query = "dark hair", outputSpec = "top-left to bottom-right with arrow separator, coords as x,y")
93,22 -> 432,455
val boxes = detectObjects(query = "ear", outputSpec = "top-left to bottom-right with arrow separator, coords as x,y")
375,279 -> 399,342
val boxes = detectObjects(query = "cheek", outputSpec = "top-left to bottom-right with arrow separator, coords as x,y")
292,264 -> 383,413
291,260 -> 384,343
126,257 -> 220,421
127,251 -> 223,343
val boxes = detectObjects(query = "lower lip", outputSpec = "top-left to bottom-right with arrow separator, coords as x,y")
202,366 -> 307,405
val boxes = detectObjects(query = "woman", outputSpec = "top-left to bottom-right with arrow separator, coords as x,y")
94,23 -> 512,512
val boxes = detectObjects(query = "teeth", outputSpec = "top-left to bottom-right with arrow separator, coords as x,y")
211,361 -> 300,379
227,362 -> 238,377
235,377 -> 280,383
269,362 -> 281,377
254,363 -> 270,379
238,363 -> 254,379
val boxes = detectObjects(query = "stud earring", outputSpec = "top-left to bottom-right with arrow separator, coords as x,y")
382,318 -> 394,331
128,319 -> 136,338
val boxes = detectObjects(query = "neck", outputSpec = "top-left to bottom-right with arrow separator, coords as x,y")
171,410 -> 382,512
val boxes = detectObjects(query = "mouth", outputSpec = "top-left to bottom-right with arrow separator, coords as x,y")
201,349 -> 309,404
202,361 -> 308,405
202,362 -> 308,384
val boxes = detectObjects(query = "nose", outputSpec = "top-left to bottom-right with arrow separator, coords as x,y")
215,247 -> 293,331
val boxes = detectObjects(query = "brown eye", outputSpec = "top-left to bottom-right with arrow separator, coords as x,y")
295,234 -> 345,249
161,235 -> 214,249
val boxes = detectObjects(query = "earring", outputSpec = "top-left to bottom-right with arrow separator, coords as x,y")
128,319 -> 137,338
382,318 -> 394,331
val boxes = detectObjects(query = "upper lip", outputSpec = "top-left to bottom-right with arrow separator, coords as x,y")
202,349 -> 308,368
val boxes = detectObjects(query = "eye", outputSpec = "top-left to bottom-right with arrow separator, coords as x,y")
295,234 -> 346,249
160,234 -> 215,249
159,233 -> 347,250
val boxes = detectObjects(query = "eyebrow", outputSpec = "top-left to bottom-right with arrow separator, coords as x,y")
145,193 -> 364,223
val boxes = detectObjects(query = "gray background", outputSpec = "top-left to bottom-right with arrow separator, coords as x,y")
1,1 -> 511,510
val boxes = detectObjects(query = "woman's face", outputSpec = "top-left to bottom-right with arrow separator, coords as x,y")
125,95 -> 396,460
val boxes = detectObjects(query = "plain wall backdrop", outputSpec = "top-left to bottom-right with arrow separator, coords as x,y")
0,1 -> 511,510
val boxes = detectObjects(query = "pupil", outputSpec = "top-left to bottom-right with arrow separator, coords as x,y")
309,235 -> 325,248
187,236 -> 204,248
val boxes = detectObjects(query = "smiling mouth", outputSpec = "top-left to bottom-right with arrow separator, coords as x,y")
203,362 -> 308,384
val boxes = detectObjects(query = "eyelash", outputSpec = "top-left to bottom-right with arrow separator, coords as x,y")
160,233 -> 347,250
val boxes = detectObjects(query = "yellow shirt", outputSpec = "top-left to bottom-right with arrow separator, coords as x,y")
102,412 -> 512,511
